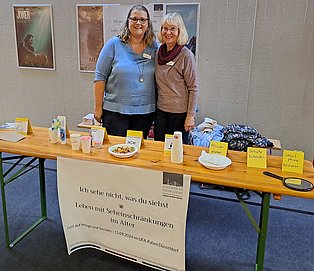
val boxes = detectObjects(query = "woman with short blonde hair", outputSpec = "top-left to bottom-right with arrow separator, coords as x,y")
154,13 -> 199,144
157,13 -> 189,45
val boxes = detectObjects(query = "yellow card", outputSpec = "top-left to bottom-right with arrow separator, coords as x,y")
127,130 -> 143,138
14,118 -> 33,135
209,141 -> 228,156
126,130 -> 143,149
247,147 -> 267,168
164,134 -> 174,154
285,178 -> 302,186
282,150 -> 304,174
90,126 -> 108,146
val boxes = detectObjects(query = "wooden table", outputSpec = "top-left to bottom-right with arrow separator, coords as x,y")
1,127 -> 313,270
77,122 -> 282,151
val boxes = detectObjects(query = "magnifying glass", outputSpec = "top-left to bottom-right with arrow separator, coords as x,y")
263,171 -> 313,192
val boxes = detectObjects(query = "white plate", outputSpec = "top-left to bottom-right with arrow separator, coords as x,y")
198,152 -> 232,170
108,144 -> 138,158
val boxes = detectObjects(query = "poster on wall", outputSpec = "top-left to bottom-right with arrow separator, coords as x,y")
58,157 -> 191,271
76,5 -> 104,72
166,3 -> 200,58
148,3 -> 164,38
12,4 -> 55,70
103,5 -> 131,43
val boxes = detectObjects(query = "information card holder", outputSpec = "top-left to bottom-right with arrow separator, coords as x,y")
282,150 -> 304,174
164,134 -> 174,154
14,117 -> 33,135
90,126 -> 109,146
126,130 -> 143,149
247,147 -> 267,169
57,116 -> 70,144
209,141 -> 228,156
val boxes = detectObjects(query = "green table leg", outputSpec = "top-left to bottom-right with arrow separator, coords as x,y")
0,153 -> 11,247
39,158 -> 47,219
0,153 -> 47,248
255,193 -> 271,271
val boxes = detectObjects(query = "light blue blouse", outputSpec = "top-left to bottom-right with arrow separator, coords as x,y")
94,36 -> 158,115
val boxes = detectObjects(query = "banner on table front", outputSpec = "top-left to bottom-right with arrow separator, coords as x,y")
57,157 -> 191,271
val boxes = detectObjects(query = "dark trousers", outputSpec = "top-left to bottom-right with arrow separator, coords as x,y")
154,109 -> 188,144
102,109 -> 155,139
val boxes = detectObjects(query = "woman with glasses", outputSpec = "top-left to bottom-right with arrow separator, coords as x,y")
154,13 -> 199,144
94,5 -> 157,138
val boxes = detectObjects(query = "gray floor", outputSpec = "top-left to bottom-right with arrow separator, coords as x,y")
0,158 -> 313,271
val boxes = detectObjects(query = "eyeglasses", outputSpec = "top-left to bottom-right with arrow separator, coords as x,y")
128,17 -> 148,24
162,27 -> 178,33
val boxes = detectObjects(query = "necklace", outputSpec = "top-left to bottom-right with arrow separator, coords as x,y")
136,60 -> 144,83
130,41 -> 145,83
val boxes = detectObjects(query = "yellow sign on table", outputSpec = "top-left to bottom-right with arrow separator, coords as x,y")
164,134 -> 174,154
247,147 -> 267,168
282,150 -> 304,174
126,130 -> 143,149
14,118 -> 33,135
209,141 -> 228,156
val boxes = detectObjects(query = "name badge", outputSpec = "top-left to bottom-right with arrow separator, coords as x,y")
143,53 -> 151,59
166,61 -> 175,66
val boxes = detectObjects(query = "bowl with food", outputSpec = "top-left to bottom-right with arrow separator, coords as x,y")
108,144 -> 138,158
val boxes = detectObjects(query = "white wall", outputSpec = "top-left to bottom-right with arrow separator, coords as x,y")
0,0 -> 313,160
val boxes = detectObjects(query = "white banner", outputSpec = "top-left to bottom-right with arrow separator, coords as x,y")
57,157 -> 191,271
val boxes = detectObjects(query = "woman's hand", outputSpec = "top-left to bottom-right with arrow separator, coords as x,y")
94,107 -> 102,123
184,115 -> 195,131
93,80 -> 106,124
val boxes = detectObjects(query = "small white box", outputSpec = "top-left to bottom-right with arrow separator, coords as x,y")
82,113 -> 94,125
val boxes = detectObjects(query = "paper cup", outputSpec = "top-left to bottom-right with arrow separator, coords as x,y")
70,133 -> 81,150
81,136 -> 92,153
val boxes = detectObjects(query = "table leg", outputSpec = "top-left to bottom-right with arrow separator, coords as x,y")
39,158 -> 47,219
0,153 -> 47,248
0,153 -> 10,247
255,192 -> 271,271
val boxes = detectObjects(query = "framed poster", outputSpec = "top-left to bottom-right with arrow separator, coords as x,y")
76,4 -> 104,72
147,4 -> 164,39
166,3 -> 200,58
103,5 -> 131,43
12,4 -> 55,70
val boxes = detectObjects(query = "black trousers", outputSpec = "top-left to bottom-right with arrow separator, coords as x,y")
102,109 -> 155,139
154,109 -> 188,144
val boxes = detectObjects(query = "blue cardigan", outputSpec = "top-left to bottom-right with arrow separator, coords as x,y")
94,36 -> 158,115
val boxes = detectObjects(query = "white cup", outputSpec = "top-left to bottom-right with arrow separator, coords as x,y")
171,131 -> 183,163
70,133 -> 81,150
81,136 -> 92,153
48,128 -> 58,144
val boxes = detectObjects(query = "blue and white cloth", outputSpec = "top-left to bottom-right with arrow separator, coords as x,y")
189,118 -> 224,147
